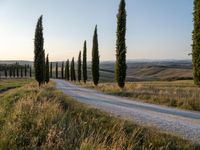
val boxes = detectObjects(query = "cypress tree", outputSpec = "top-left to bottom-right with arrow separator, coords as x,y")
16,65 -> 19,78
4,68 -> 7,78
42,49 -> 46,83
25,64 -> 27,77
13,67 -> 15,78
45,54 -> 49,83
115,0 -> 127,88
73,59 -> 76,81
30,67 -> 32,78
56,62 -> 58,79
192,0 -> 200,86
9,67 -> 12,78
21,67 -> 23,78
92,25 -> 100,86
61,62 -> 64,79
70,58 -> 73,81
83,41 -> 87,83
78,51 -> 82,82
50,62 -> 53,78
34,15 -> 45,86
65,59 -> 69,80
70,57 -> 76,81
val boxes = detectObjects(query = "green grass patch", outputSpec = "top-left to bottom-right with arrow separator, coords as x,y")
0,79 -> 33,92
0,81 -> 199,149
76,80 -> 200,112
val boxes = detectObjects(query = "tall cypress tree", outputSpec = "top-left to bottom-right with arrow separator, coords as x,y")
9,67 -> 12,78
70,58 -> 73,81
115,0 -> 127,88
83,40 -> 87,83
92,25 -> 99,86
25,64 -> 27,77
16,65 -> 19,78
78,51 -> 82,82
13,67 -> 15,78
50,62 -> 53,78
4,68 -> 7,78
42,49 -> 46,83
70,57 -> 76,81
30,67 -> 32,78
34,15 -> 45,86
56,62 -> 58,79
65,59 -> 69,80
45,54 -> 49,83
61,62 -> 64,79
193,0 -> 200,86
21,67 -> 23,78
73,59 -> 76,81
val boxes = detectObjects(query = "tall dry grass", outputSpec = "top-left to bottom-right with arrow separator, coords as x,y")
0,81 -> 199,149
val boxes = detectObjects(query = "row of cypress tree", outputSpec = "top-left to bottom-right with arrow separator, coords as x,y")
3,64 -> 32,78
55,25 -> 98,85
50,40 -> 88,83
31,0 -> 200,88
33,0 -> 126,88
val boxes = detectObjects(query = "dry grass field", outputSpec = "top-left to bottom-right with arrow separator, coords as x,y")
77,80 -> 200,111
0,81 -> 199,149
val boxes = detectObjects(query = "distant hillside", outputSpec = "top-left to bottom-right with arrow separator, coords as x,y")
0,60 -> 33,66
0,60 -> 193,82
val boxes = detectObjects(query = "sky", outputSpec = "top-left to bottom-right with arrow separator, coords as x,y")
0,0 -> 193,61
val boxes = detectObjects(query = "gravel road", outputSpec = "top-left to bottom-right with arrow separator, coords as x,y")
54,79 -> 200,143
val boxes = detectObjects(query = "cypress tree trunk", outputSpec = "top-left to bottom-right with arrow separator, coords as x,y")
78,51 -> 82,82
83,40 -> 87,83
192,0 -> 200,86
65,59 -> 69,80
34,16 -> 45,86
61,62 -> 64,79
50,62 -> 53,78
115,0 -> 127,88
45,54 -> 49,83
92,25 -> 100,86
56,62 -> 58,79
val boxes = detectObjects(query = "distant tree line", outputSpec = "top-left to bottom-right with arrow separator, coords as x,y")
0,63 -> 32,78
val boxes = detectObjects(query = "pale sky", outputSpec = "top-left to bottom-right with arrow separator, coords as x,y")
0,0 -> 193,61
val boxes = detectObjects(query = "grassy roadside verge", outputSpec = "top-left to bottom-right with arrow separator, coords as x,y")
0,81 -> 199,149
76,80 -> 200,112
0,79 -> 33,92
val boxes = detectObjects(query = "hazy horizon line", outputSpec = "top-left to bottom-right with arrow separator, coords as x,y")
0,58 -> 192,62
